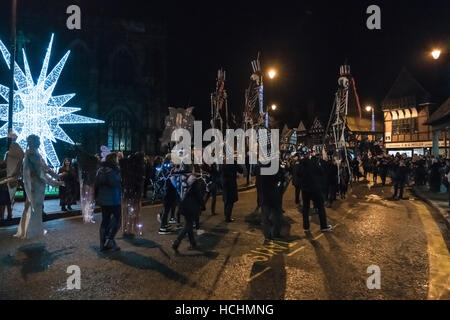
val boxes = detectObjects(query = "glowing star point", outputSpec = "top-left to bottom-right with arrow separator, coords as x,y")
0,34 -> 104,167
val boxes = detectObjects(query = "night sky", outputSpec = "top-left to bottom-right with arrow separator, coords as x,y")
162,0 -> 450,128
1,0 -> 450,129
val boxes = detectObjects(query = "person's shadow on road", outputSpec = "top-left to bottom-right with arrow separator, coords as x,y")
121,236 -> 171,260
92,246 -> 189,285
2,243 -> 75,280
245,253 -> 287,299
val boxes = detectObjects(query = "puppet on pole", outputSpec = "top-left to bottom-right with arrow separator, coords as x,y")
244,53 -> 264,130
210,69 -> 228,132
323,64 -> 362,183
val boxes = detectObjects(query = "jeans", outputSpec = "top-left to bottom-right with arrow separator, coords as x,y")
176,215 -> 196,246
204,187 -> 217,215
294,186 -> 301,205
261,205 -> 282,240
161,201 -> 177,228
100,205 -> 121,248
394,182 -> 404,199
380,173 -> 387,186
301,191 -> 328,230
224,202 -> 234,220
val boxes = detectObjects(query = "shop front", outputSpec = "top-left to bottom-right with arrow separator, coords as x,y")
385,141 -> 445,156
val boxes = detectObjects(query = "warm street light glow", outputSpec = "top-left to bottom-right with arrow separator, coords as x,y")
271,104 -> 277,111
365,105 -> 373,112
431,49 -> 441,60
268,69 -> 277,79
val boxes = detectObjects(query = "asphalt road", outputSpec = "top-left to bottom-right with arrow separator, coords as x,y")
0,180 -> 449,300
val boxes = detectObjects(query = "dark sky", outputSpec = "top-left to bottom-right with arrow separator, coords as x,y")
162,0 -> 450,128
1,0 -> 450,129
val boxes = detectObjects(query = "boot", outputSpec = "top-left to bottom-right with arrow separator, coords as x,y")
172,239 -> 180,252
61,206 -> 67,211
188,242 -> 198,250
67,205 -> 73,211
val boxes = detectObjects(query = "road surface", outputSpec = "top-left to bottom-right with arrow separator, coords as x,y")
0,180 -> 449,299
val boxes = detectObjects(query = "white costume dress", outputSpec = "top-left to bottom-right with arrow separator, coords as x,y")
15,149 -> 61,239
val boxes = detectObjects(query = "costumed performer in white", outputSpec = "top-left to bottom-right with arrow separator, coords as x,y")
15,135 -> 64,239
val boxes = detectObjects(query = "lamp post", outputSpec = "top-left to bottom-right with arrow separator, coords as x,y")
265,69 -> 277,127
266,104 -> 277,127
365,105 -> 375,132
7,0 -> 17,149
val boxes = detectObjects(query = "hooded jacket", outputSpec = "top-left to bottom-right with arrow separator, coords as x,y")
95,161 -> 121,206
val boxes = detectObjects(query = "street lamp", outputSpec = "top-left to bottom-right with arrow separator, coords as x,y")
266,104 -> 278,127
431,49 -> 441,60
268,69 -> 277,79
365,105 -> 375,132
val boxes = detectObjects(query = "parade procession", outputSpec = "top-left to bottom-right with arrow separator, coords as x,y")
0,0 -> 449,305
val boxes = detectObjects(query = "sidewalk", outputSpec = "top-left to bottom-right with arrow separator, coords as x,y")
0,175 -> 256,227
412,185 -> 450,229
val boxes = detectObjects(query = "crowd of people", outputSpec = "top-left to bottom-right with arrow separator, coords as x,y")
4,133 -> 450,255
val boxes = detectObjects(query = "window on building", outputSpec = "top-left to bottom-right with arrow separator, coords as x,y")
392,118 -> 419,135
107,111 -> 132,151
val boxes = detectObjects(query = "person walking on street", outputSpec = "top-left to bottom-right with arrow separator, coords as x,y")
159,157 -> 179,234
392,159 -> 408,200
220,163 -> 242,222
292,156 -> 302,206
203,163 -> 219,215
298,153 -> 332,233
260,163 -> 283,243
172,174 -> 205,252
95,152 -> 122,252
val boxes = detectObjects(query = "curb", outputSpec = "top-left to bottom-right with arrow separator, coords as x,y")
0,184 -> 256,227
411,187 -> 450,230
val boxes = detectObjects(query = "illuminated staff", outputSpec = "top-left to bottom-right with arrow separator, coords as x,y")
210,69 -> 228,132
323,64 -> 361,183
7,0 -> 17,149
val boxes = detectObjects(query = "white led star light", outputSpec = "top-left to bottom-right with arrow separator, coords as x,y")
0,34 -> 104,167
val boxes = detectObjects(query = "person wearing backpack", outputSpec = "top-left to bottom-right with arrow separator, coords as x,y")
172,174 -> 205,252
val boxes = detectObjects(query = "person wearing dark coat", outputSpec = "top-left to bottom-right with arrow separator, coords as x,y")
298,155 -> 332,232
220,163 -> 242,222
415,159 -> 426,186
393,160 -> 408,200
372,157 -> 379,184
203,163 -> 219,215
253,164 -> 263,213
142,156 -> 153,198
379,156 -> 389,186
429,159 -> 441,193
159,161 -> 179,234
95,153 -> 122,252
351,158 -> 361,182
326,159 -> 338,207
172,175 -> 205,252
259,164 -> 283,242
58,158 -> 77,211
292,157 -> 302,206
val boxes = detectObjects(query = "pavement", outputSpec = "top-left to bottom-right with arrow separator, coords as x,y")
412,186 -> 450,230
0,176 -> 449,300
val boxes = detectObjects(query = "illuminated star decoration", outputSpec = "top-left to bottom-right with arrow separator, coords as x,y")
0,34 -> 104,167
